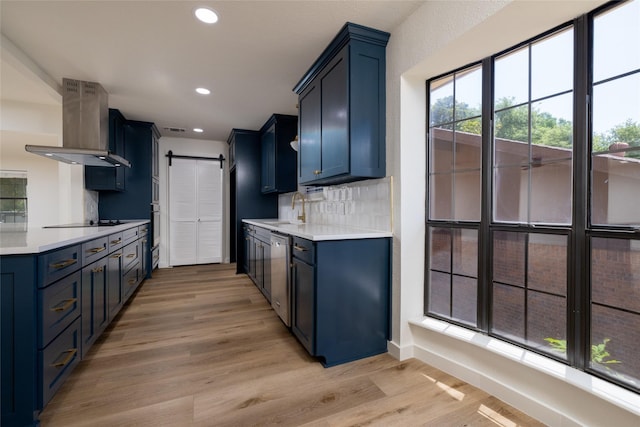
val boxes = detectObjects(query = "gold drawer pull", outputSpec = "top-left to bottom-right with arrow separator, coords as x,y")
88,247 -> 106,254
110,239 -> 122,245
313,170 -> 322,175
142,239 -> 148,243
126,253 -> 136,258
128,278 -> 137,285
50,348 -> 77,368
50,258 -> 77,270
51,298 -> 77,312
293,244 -> 308,252
92,266 -> 104,273
110,253 -> 123,259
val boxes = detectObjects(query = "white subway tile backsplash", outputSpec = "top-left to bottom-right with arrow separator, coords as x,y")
278,176 -> 392,232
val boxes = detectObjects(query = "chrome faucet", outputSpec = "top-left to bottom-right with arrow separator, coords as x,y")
291,192 -> 306,223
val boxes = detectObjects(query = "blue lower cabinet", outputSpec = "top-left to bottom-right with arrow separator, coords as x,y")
81,258 -> 109,358
40,317 -> 81,407
291,237 -> 391,367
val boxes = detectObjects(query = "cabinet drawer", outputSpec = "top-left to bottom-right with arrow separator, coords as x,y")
122,241 -> 139,272
255,226 -> 271,243
292,237 -> 314,265
40,317 -> 81,407
108,232 -> 124,252
40,271 -> 81,348
82,236 -> 108,265
38,244 -> 82,287
122,227 -> 140,245
123,262 -> 141,299
138,224 -> 149,237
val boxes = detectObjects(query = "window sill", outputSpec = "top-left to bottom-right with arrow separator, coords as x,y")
408,316 -> 640,418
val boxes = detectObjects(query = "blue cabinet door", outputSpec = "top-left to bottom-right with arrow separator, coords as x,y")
298,83 -> 322,184
291,257 -> 315,355
260,123 -> 276,193
320,47 -> 349,180
107,250 -> 123,320
81,258 -> 108,358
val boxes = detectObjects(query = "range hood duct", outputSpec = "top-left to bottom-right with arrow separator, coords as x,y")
25,78 -> 131,168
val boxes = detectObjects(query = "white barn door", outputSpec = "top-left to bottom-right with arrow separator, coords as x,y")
169,158 -> 223,266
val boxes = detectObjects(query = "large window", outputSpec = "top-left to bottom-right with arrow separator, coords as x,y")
427,64 -> 482,327
425,0 -> 640,392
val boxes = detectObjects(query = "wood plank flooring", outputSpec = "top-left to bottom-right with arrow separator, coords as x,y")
39,264 -> 545,426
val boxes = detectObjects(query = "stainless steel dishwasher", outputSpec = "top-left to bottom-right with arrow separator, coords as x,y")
270,232 -> 291,326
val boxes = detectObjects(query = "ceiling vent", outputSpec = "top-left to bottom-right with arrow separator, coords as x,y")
163,127 -> 186,133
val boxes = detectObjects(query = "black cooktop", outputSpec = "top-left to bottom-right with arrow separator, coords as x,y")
44,220 -> 124,228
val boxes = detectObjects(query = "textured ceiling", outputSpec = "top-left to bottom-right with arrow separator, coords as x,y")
1,0 -> 423,142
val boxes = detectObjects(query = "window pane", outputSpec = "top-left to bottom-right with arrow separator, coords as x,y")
430,75 -> 454,126
592,74 -> 640,154
530,161 -> 572,224
455,66 -> 482,121
591,305 -> 640,389
531,28 -> 573,100
493,166 -> 527,223
452,276 -> 477,326
528,291 -> 567,359
429,173 -> 452,220
593,0 -> 640,83
453,170 -> 481,221
429,271 -> 451,317
494,104 -> 529,145
452,228 -> 478,277
431,126 -> 453,173
591,153 -> 640,226
591,238 -> 640,313
455,119 -> 482,169
429,227 -> 451,272
493,231 -> 525,286
528,234 -> 567,295
531,93 -> 573,149
495,47 -> 529,107
492,283 -> 525,341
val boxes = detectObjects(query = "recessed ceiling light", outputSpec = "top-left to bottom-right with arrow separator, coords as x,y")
194,128 -> 204,133
194,7 -> 218,24
195,87 -> 210,95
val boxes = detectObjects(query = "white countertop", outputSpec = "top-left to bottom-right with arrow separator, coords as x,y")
0,220 -> 149,255
243,219 -> 392,241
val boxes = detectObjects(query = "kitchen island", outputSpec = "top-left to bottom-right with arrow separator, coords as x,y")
242,219 -> 392,367
1,221 -> 149,427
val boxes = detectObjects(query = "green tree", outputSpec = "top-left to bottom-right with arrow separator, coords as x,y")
430,95 -> 480,129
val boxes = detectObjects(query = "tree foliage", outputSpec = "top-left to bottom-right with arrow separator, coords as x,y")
430,95 -> 640,156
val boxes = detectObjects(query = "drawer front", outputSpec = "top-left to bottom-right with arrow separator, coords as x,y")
40,317 -> 81,407
40,271 -> 81,348
255,226 -> 271,243
108,232 -> 124,252
122,227 -> 140,245
138,224 -> 149,237
292,237 -> 314,265
123,262 -> 141,300
38,244 -> 82,288
82,236 -> 109,265
122,241 -> 140,272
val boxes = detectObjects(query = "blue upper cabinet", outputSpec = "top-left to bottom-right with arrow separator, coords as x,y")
293,23 -> 390,186
84,109 -> 126,191
259,114 -> 298,194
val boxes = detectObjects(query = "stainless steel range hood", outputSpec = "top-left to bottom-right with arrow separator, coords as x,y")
25,78 -> 131,168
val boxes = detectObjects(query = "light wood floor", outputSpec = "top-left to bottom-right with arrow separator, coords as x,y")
40,263 -> 544,426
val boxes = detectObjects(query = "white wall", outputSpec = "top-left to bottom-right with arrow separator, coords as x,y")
387,0 -> 638,425
0,100 -> 90,226
158,136 -> 229,268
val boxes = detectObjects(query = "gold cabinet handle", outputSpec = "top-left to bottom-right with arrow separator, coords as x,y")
128,278 -> 136,285
50,348 -> 77,368
110,238 -> 122,245
51,298 -> 77,312
142,239 -> 148,243
110,253 -> 123,259
126,253 -> 136,258
313,170 -> 322,175
293,244 -> 308,252
88,247 -> 106,254
50,258 -> 77,270
92,266 -> 104,273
